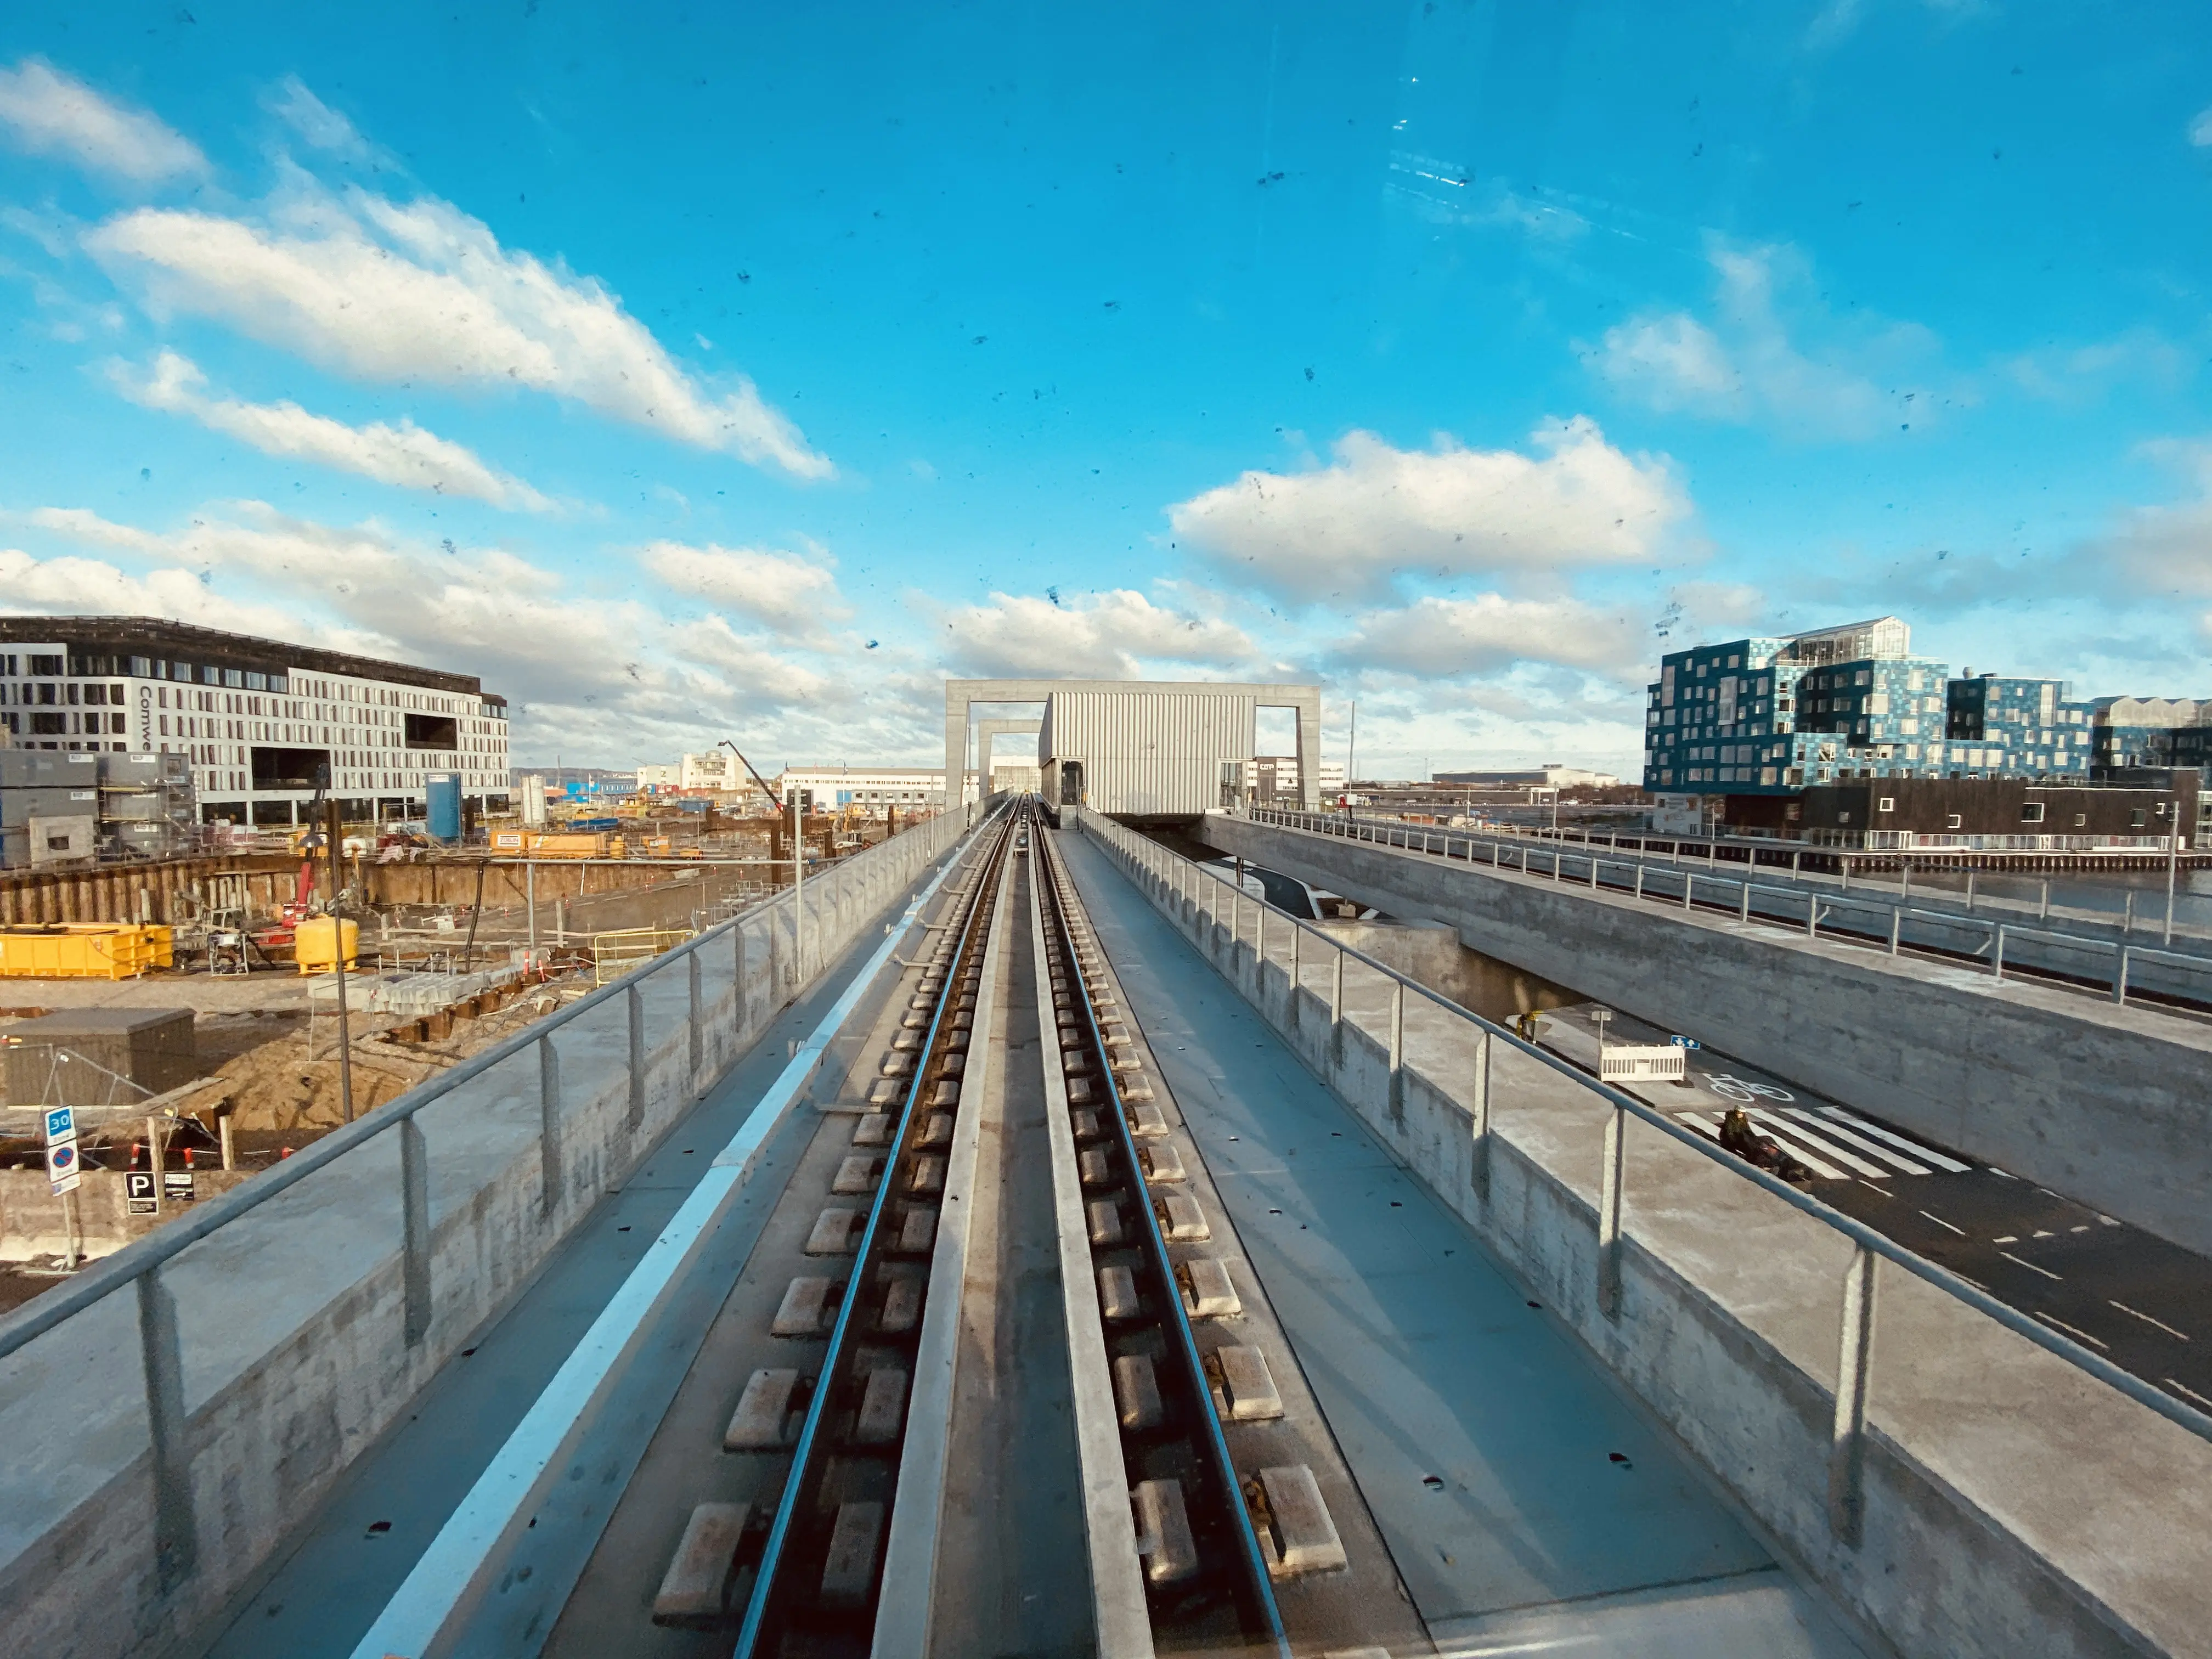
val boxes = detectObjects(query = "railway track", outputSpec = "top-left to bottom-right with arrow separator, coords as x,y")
509,799 -> 1420,1656
646,805 -> 1021,1655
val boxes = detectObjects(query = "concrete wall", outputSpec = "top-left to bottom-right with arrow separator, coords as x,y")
0,809 -> 970,1659
1200,812 -> 2212,1259
1071,814 -> 2212,1659
1318,916 -> 1584,1023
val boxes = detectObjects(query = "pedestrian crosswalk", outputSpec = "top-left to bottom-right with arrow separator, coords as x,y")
1675,1104 -> 1971,1181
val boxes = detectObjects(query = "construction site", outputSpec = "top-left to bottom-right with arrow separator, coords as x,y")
0,797 -> 933,1309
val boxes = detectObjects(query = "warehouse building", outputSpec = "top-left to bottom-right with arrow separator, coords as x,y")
0,617 -> 509,826
945,678 -> 1324,818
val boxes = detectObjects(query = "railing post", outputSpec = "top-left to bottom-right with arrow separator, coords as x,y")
137,1265 -> 198,1588
539,1032 -> 562,1216
1991,923 -> 2006,980
627,981 -> 645,1131
1288,921 -> 1302,1028
1683,871 -> 1694,911
1597,1104 -> 1626,1320
1469,1028 -> 1492,1205
1807,895 -> 1819,937
1591,855 -> 1600,890
401,1113 -> 431,1347
1329,944 -> 1345,1068
2114,945 -> 2131,1005
1888,907 -> 1901,955
1255,903 -> 1267,984
688,949 -> 703,1086
1739,881 -> 1751,923
1387,979 -> 1406,1122
1827,1245 -> 1879,1547
1634,866 -> 1645,900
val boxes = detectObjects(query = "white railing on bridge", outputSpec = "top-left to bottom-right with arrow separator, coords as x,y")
1238,805 -> 2212,1015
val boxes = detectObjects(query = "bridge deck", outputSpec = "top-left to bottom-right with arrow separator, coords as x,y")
189,815 -> 1872,1658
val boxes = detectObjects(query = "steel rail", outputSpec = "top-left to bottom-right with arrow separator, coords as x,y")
1081,808 -> 2212,1450
731,809 -> 1019,1657
1036,822 -> 1294,1659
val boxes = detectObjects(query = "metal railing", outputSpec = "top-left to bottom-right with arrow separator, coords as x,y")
1073,808 -> 2212,1548
1242,806 -> 2212,1014
0,806 -> 970,1599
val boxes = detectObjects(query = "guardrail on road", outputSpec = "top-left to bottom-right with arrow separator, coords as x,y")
1244,806 -> 2212,1015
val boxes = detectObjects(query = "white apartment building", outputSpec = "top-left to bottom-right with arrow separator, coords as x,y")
1238,755 -> 1346,800
0,617 -> 508,826
776,765 -> 947,812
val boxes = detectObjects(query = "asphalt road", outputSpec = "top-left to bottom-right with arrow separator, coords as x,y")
1536,1003 -> 2212,1418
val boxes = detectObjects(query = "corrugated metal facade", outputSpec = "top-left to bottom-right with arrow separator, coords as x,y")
1039,689 -> 1257,816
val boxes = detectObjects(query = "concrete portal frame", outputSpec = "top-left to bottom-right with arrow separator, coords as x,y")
944,678 -> 1324,811
975,719 -> 1042,793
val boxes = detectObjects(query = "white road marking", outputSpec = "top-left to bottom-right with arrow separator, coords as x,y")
2000,1250 -> 2063,1282
1741,1109 -> 1869,1181
1918,1210 -> 1966,1237
1781,1109 -> 1931,1175
2111,1301 -> 2192,1342
1814,1107 -> 1971,1172
2033,1311 -> 2108,1350
1749,1108 -> 1891,1179
1676,1110 -> 1848,1180
2167,1378 -> 2212,1413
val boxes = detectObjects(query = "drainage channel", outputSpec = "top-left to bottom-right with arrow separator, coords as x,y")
1034,815 -> 1428,1658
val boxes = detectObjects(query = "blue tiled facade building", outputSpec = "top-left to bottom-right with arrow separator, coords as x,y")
1644,617 -> 2101,796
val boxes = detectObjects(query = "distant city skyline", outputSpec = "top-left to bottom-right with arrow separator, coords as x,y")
2,4 -> 2210,780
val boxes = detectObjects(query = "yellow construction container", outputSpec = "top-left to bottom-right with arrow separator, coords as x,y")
294,916 -> 360,975
528,831 -> 610,859
0,923 -> 174,980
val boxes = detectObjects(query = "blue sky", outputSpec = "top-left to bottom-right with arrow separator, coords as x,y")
2,0 -> 2210,777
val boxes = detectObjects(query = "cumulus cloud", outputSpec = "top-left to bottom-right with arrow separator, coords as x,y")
942,589 -> 1257,679
2189,107 -> 2212,148
641,539 -> 849,634
1165,421 -> 1688,606
84,185 -> 833,478
110,349 -> 552,511
1331,594 -> 1640,678
14,501 -> 893,760
0,58 -> 206,184
1589,240 -> 1938,439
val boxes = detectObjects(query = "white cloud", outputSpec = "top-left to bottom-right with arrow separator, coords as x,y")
941,589 -> 1257,679
110,349 -> 552,511
641,539 -> 849,633
14,501 -> 878,763
1590,240 -> 1937,439
1332,594 -> 1640,678
2188,107 -> 2212,146
1166,420 -> 1689,605
2081,438 -> 2212,604
267,75 -> 371,161
84,186 -> 833,479
0,58 -> 206,184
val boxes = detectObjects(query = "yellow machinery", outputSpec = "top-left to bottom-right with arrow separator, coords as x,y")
0,923 -> 174,980
294,915 -> 360,975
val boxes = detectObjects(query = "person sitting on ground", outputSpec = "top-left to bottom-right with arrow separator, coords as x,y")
1717,1107 -> 1815,1185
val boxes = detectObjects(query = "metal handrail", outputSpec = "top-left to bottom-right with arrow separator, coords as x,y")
1077,808 -> 2212,1453
0,814 -> 955,1365
1248,806 -> 2212,1007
